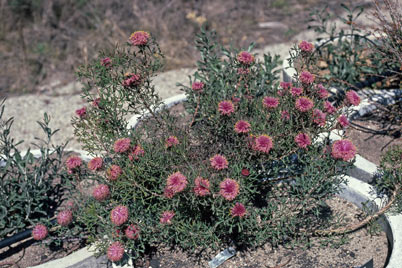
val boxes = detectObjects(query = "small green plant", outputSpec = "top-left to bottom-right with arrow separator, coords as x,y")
306,2 -> 400,92
0,99 -> 69,239
41,29 -> 370,265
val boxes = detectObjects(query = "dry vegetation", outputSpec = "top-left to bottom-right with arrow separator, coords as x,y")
0,0 -> 353,96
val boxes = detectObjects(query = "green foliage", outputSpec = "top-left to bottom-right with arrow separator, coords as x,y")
0,100 -> 69,239
307,3 -> 395,91
67,29 -> 361,264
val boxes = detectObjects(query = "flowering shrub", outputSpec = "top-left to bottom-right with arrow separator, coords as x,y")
62,29 -> 364,264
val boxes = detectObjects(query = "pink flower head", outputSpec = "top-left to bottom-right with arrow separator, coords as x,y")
313,109 -> 326,126
281,110 -> 290,120
57,210 -> 73,226
254,134 -> 273,154
219,178 -> 240,201
166,136 -> 179,148
122,73 -> 141,88
237,51 -> 255,65
210,154 -> 228,170
231,202 -> 247,217
110,205 -> 129,226
75,107 -> 86,118
166,171 -> 188,193
114,138 -> 131,153
234,120 -> 251,134
125,224 -> 140,240
92,98 -> 101,107
66,156 -> 82,173
92,184 -> 110,201
32,224 -> 48,240
101,57 -> 112,67
192,81 -> 205,92
232,96 -> 241,103
218,100 -> 235,115
262,96 -> 279,109
345,90 -> 361,106
291,87 -> 303,96
280,82 -> 292,91
337,114 -> 349,128
163,186 -> 175,199
298,40 -> 314,53
299,71 -> 315,85
331,139 -> 357,161
324,101 -> 337,114
129,144 -> 145,161
88,157 -> 103,171
317,84 -> 329,99
295,97 -> 314,112
107,242 -> 125,262
107,165 -> 122,181
160,211 -> 175,224
129,31 -> 150,46
237,68 -> 250,75
241,168 -> 250,177
295,133 -> 311,149
193,177 -> 210,196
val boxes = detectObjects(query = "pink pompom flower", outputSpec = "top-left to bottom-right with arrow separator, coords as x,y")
107,242 -> 125,262
231,202 -> 247,217
219,178 -> 240,201
166,171 -> 188,193
241,168 -> 250,177
234,120 -> 251,134
345,90 -> 361,106
331,139 -> 357,161
88,157 -> 103,171
92,184 -> 110,201
57,210 -> 73,226
192,81 -> 205,92
210,154 -> 229,170
125,224 -> 140,240
299,71 -> 315,85
262,96 -> 279,109
32,224 -> 48,240
160,211 -> 175,224
122,73 -> 141,88
66,156 -> 82,173
129,144 -> 145,161
193,177 -> 210,196
75,107 -> 86,118
281,110 -> 290,120
313,109 -> 326,127
324,101 -> 337,114
165,136 -> 179,148
298,40 -> 314,53
295,133 -> 311,149
110,205 -> 129,226
92,98 -> 101,108
317,84 -> 329,99
237,51 -> 254,65
218,100 -> 235,115
107,165 -> 122,181
254,134 -> 273,154
280,82 -> 292,91
129,31 -> 150,46
101,57 -> 112,67
337,114 -> 349,128
114,138 -> 131,153
295,97 -> 314,112
291,87 -> 303,96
